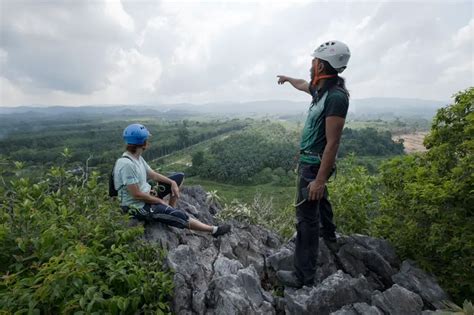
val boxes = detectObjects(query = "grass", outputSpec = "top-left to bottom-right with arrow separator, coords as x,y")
184,176 -> 296,206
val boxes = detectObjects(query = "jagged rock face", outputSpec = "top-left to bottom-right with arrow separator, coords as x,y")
392,260 -> 450,310
141,186 -> 451,315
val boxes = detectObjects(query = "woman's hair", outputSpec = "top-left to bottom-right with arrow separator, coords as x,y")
321,59 -> 350,98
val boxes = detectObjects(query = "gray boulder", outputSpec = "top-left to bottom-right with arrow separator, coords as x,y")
351,234 -> 400,268
392,260 -> 450,309
205,265 -> 274,315
372,284 -> 424,315
335,236 -> 396,290
284,271 -> 373,315
331,302 -> 384,315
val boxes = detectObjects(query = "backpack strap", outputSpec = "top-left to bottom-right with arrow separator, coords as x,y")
120,155 -> 133,162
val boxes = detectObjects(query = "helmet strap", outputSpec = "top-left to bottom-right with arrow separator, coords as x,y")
311,59 -> 337,87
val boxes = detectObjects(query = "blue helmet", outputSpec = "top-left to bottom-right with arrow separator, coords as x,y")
123,124 -> 150,145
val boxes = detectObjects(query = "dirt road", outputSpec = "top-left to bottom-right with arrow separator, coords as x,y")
394,132 -> 429,153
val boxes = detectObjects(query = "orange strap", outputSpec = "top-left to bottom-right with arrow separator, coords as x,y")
311,74 -> 337,87
311,59 -> 338,87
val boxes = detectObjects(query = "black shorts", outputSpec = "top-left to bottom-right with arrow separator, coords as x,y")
154,172 -> 185,198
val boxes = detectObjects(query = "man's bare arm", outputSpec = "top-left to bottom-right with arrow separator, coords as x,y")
308,116 -> 345,201
147,169 -> 174,184
316,116 -> 345,182
127,183 -> 168,205
277,75 -> 311,95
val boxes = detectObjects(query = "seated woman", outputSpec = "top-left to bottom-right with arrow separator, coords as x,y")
114,123 -> 231,237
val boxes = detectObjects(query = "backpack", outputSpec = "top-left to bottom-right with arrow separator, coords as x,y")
108,156 -> 133,197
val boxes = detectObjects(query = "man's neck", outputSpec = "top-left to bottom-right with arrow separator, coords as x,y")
316,78 -> 326,91
126,150 -> 142,159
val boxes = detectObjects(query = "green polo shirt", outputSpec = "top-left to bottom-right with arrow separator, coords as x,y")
300,87 -> 349,164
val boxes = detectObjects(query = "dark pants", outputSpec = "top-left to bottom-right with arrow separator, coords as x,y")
294,164 -> 336,285
133,203 -> 190,229
124,173 -> 189,228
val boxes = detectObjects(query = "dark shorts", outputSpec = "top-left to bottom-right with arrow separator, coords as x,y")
141,203 -> 189,229
154,172 -> 185,198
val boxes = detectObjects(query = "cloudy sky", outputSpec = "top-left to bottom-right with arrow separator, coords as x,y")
0,0 -> 472,107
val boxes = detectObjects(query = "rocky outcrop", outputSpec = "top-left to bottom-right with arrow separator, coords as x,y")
139,186 -> 451,315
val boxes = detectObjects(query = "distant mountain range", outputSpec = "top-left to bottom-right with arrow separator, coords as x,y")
0,97 -> 448,119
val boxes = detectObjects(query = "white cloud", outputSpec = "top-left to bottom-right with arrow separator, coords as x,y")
107,48 -> 162,94
0,0 -> 472,106
104,0 -> 135,32
453,18 -> 474,47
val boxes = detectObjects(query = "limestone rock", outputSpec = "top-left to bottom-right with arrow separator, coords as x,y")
140,186 -> 452,314
330,302 -> 384,315
372,284 -> 424,315
392,260 -> 450,309
284,271 -> 373,315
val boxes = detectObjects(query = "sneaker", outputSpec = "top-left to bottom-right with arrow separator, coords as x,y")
320,229 -> 337,242
323,233 -> 337,242
276,270 -> 303,288
213,224 -> 231,237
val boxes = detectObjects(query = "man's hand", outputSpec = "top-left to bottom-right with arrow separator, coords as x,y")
276,75 -> 310,94
171,181 -> 180,198
277,75 -> 289,85
308,179 -> 325,201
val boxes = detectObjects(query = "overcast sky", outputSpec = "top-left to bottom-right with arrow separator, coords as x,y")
0,0 -> 472,107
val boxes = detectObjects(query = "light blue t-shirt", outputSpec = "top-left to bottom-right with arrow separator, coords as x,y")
113,152 -> 152,208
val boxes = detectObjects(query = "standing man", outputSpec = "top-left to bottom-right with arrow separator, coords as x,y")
276,41 -> 351,287
114,123 -> 231,237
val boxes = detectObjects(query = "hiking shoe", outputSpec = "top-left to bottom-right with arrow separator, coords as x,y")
276,270 -> 303,288
213,224 -> 231,237
322,233 -> 337,242
320,229 -> 337,242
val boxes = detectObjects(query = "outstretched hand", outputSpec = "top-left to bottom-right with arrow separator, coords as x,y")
277,75 -> 288,85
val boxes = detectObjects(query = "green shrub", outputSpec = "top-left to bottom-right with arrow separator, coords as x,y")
328,155 -> 378,235
372,88 -> 474,302
0,158 -> 173,314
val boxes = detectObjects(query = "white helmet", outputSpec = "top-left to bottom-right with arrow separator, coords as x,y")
311,40 -> 351,73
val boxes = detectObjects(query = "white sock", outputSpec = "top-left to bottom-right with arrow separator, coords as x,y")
211,226 -> 218,234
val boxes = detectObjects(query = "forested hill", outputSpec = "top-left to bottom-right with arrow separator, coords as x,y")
0,96 -> 447,121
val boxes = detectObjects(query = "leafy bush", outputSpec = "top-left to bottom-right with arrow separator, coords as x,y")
0,157 -> 173,314
372,87 -> 474,302
328,155 -> 379,235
